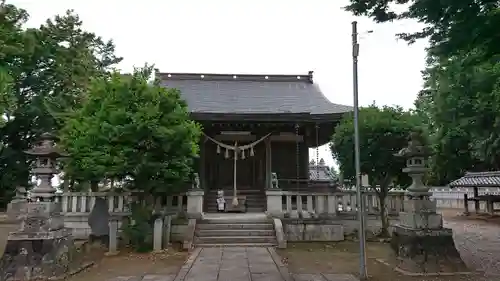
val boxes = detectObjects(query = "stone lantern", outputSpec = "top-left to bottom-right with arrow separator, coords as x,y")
24,132 -> 67,201
0,133 -> 80,280
395,131 -> 432,198
390,131 -> 466,274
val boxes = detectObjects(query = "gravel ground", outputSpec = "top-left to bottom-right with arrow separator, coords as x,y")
442,211 -> 500,278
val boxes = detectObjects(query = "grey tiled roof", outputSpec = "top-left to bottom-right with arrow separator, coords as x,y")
309,165 -> 336,181
449,171 -> 500,187
157,72 -> 352,115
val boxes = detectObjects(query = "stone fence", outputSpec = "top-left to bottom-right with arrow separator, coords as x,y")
56,191 -> 187,239
35,187 -> 497,244
273,190 -> 406,216
430,187 -> 500,210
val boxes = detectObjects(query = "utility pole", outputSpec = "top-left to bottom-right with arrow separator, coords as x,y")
351,20 -> 368,280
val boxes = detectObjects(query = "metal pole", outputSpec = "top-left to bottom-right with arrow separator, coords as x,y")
352,20 -> 368,280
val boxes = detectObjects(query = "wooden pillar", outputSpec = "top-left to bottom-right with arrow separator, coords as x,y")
474,186 -> 479,213
463,194 -> 469,215
302,142 -> 309,180
200,138 -> 207,191
265,138 -> 272,189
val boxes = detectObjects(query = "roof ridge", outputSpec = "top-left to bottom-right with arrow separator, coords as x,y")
156,71 -> 314,83
465,171 -> 500,177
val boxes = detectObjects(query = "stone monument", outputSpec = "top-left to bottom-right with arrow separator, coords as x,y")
6,186 -> 28,223
88,197 -> 110,246
391,131 -> 466,273
0,133 -> 79,281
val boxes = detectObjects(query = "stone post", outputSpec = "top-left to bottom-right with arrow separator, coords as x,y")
0,133 -> 79,280
186,173 -> 204,219
107,218 -> 119,255
153,217 -> 163,252
163,215 -> 172,248
391,131 -> 466,273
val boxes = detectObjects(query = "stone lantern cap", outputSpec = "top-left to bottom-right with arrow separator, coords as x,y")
24,132 -> 68,158
395,131 -> 432,159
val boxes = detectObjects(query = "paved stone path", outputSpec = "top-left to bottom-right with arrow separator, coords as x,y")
176,247 -> 358,281
107,247 -> 358,281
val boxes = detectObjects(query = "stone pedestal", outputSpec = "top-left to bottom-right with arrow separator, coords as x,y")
266,189 -> 283,217
391,199 -> 466,273
0,202 -> 80,281
186,189 -> 204,219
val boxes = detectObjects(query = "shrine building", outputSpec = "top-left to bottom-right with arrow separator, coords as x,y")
157,71 -> 351,212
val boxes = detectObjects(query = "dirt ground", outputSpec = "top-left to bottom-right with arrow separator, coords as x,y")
278,241 -> 484,281
0,218 -> 187,281
277,209 -> 500,281
68,245 -> 188,281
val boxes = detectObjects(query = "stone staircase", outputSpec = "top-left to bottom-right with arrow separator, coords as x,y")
204,186 -> 266,213
194,216 -> 277,247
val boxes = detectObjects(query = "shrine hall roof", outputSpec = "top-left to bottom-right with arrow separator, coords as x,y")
449,171 -> 500,187
309,164 -> 337,181
156,71 -> 352,117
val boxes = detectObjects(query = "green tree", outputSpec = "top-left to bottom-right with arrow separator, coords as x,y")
60,66 -> 201,193
0,1 -> 121,199
330,105 -> 421,236
415,50 -> 500,184
345,0 -> 500,59
0,71 -> 15,130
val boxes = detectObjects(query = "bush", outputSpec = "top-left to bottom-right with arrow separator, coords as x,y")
121,203 -> 156,252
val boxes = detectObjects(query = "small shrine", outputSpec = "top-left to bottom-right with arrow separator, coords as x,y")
390,131 -> 466,273
0,133 -> 81,280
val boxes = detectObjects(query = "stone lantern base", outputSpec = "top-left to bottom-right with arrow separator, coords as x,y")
390,199 -> 467,273
0,202 -> 82,281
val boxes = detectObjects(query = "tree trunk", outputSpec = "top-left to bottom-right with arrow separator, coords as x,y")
377,191 -> 390,237
90,180 -> 99,192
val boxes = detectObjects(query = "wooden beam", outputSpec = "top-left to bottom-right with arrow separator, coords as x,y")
215,135 -> 257,141
270,135 -> 304,142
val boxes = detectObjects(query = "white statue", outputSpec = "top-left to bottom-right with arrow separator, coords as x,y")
217,190 -> 226,212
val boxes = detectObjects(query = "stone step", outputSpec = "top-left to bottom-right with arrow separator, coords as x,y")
205,201 -> 266,207
196,229 -> 275,237
194,236 -> 277,244
205,196 -> 265,200
197,223 -> 274,230
205,207 -> 265,214
206,189 -> 264,194
194,243 -> 277,247
205,195 -> 265,198
200,219 -> 272,224
204,208 -> 266,212
205,194 -> 265,198
204,202 -> 266,208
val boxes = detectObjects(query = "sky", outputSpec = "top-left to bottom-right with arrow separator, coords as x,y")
10,0 -> 429,169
